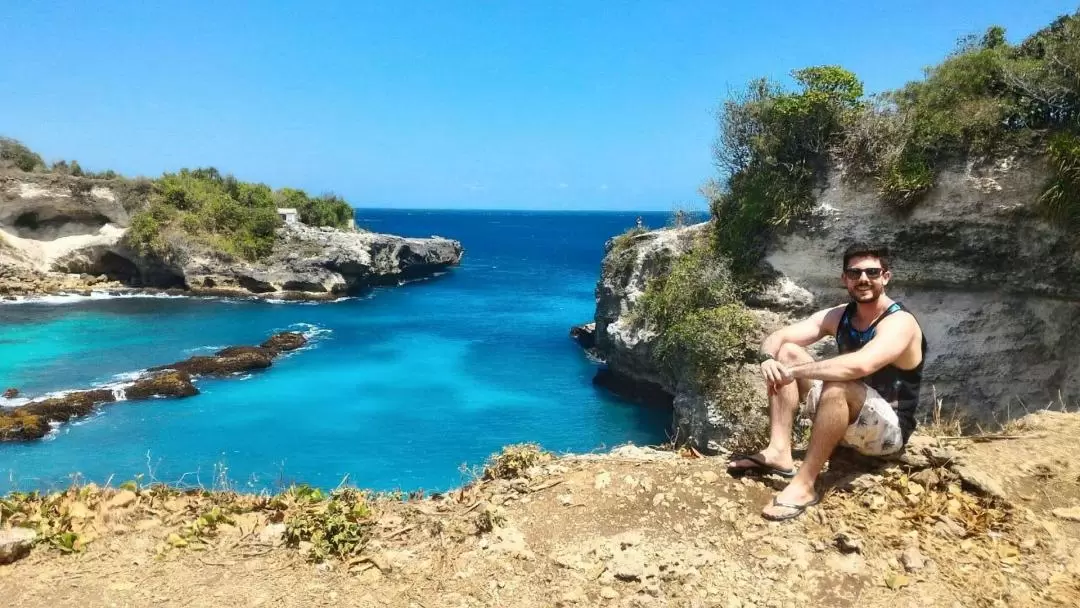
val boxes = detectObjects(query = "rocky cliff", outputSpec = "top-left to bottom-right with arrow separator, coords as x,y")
0,173 -> 463,299
585,156 -> 1080,450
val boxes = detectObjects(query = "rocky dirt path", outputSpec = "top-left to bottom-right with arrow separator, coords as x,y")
2,411 -> 1078,607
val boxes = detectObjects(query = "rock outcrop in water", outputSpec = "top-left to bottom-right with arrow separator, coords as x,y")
0,331 -> 307,442
580,156 -> 1080,450
0,173 -> 464,299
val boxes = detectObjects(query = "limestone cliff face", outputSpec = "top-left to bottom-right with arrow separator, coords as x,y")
0,173 -> 463,299
587,156 -> 1080,449
770,156 -> 1079,423
591,225 -> 788,449
165,224 -> 463,299
0,173 -> 137,241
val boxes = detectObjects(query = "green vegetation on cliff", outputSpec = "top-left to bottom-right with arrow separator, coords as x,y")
712,66 -> 864,275
709,11 -> 1080,276
1,138 -> 356,262
0,137 -> 45,172
128,169 -> 353,261
127,168 -> 283,261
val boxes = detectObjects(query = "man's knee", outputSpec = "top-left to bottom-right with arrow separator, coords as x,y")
819,381 -> 864,422
776,342 -> 813,365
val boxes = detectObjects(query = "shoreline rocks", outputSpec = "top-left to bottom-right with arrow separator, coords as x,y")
0,331 -> 307,442
569,323 -> 596,350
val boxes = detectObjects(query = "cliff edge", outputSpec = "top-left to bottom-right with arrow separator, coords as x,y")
2,411 -> 1078,607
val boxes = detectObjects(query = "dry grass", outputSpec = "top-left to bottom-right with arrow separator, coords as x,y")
918,388 -> 1077,440
480,443 -> 553,481
918,390 -> 968,438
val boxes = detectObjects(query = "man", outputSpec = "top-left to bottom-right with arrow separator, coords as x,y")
727,242 -> 927,521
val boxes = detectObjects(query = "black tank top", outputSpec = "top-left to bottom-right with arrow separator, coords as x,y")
835,301 -> 927,443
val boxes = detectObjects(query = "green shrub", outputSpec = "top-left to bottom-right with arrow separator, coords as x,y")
710,12 -> 1080,264
0,137 -> 44,172
637,241 -> 757,389
601,225 -> 648,279
878,149 -> 935,207
710,66 -> 863,276
276,188 -> 354,229
637,243 -> 739,330
481,443 -> 552,480
125,168 -> 283,261
284,488 -> 374,562
655,304 -> 757,385
1040,131 -> 1080,230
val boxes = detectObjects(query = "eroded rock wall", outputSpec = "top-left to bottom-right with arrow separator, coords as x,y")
0,174 -> 134,240
177,223 -> 464,299
768,156 -> 1080,423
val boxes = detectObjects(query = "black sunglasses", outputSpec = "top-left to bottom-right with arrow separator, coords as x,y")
844,267 -> 884,280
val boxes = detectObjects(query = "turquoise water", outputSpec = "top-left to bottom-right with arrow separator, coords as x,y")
0,210 -> 676,493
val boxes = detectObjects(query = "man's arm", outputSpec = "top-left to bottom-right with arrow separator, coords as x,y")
785,313 -> 917,382
759,306 -> 844,357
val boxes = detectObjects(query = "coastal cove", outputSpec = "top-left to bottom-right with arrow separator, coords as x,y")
0,210 -> 675,493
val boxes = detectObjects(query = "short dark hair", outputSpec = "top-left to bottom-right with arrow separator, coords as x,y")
842,242 -> 891,270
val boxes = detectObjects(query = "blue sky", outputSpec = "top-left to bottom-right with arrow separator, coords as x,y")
1,1 -> 1075,210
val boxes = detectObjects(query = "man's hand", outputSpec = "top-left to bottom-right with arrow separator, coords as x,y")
760,359 -> 795,389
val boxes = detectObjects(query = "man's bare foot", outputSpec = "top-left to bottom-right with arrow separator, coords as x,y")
726,447 -> 796,477
761,480 -> 820,521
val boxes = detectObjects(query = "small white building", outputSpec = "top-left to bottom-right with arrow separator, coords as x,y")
277,208 -> 298,225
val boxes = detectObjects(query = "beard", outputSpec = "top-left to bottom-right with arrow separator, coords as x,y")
847,282 -> 882,303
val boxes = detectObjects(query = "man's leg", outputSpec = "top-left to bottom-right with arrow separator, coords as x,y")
762,380 -> 864,519
729,343 -> 814,473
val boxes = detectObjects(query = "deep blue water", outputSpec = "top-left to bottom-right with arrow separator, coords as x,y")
0,210 -> 677,493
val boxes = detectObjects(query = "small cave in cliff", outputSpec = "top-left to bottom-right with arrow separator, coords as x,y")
13,211 -> 110,240
593,368 -> 675,409
96,251 -> 140,283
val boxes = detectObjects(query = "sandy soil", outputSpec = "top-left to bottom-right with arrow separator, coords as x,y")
1,411 -> 1079,608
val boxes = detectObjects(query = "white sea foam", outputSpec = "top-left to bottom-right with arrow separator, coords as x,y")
0,291 -> 194,306
109,370 -> 145,383
0,397 -> 31,409
289,322 -> 332,342
395,272 -> 447,287
183,345 -> 226,355
273,323 -> 332,358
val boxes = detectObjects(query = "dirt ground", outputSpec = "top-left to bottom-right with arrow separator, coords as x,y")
2,410 -> 1079,608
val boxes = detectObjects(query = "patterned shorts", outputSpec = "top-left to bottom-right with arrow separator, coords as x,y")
801,380 -> 904,456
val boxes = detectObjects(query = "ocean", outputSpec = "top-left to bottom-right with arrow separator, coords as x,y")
0,210 -> 679,493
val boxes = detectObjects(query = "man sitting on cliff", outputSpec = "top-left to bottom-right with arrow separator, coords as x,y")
727,242 -> 927,521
